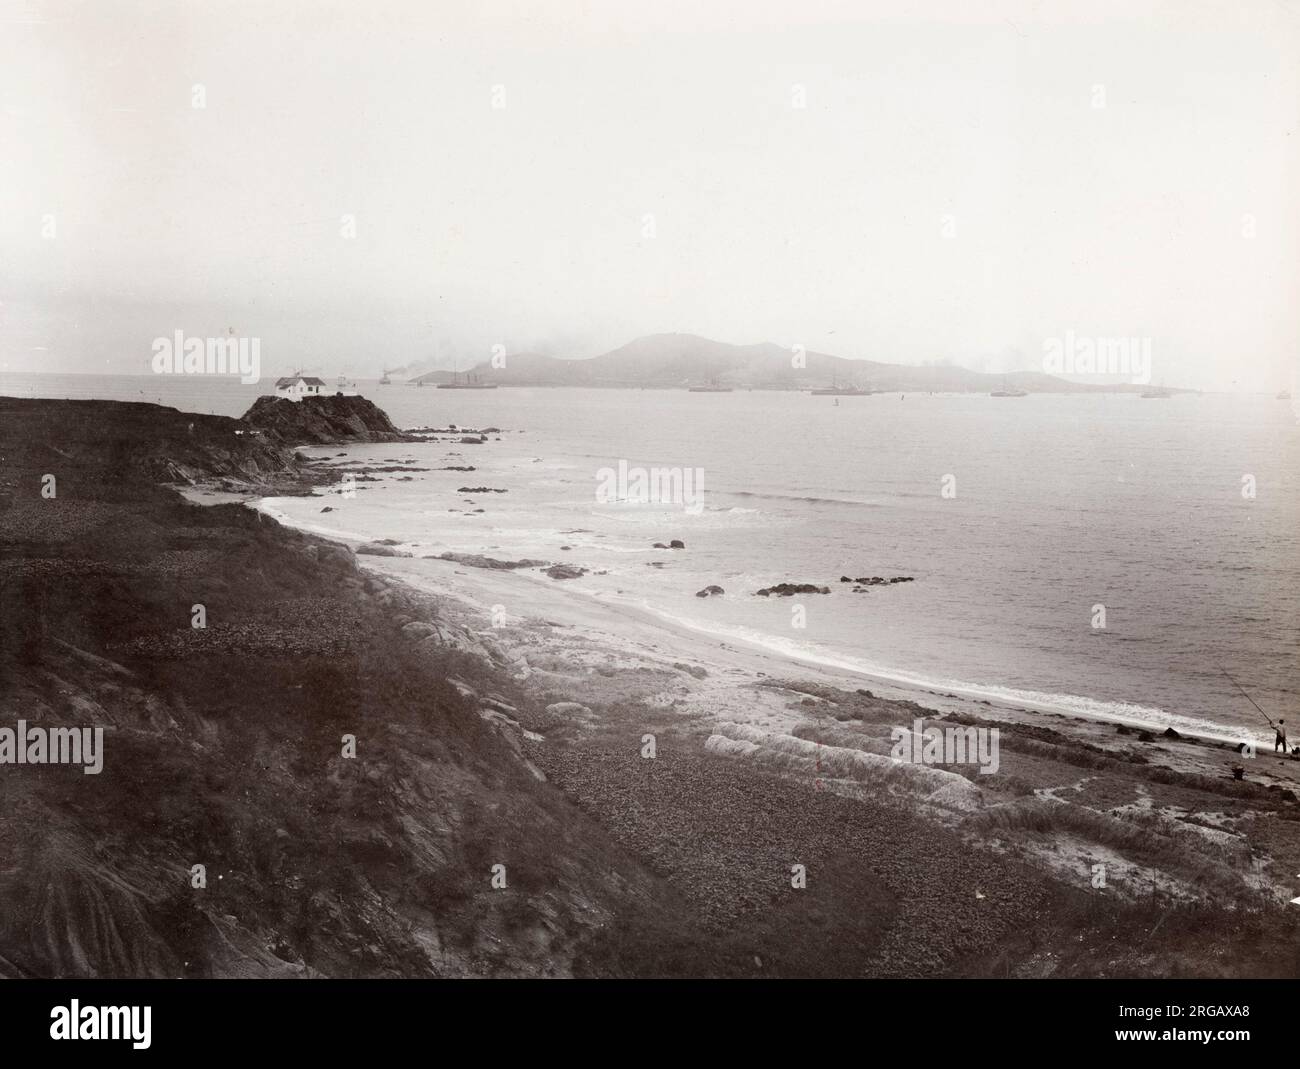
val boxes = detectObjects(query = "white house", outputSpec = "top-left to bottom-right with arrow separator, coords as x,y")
274,375 -> 326,401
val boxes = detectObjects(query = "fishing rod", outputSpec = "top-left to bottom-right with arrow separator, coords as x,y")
1220,665 -> 1276,730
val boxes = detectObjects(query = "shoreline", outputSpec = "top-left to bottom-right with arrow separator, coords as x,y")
247,487 -> 1283,755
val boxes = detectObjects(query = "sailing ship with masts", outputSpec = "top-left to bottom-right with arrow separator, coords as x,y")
437,359 -> 499,389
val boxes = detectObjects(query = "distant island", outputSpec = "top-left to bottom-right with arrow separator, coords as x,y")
408,332 -> 1195,395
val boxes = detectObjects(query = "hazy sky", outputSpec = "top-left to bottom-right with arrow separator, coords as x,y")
2,0 -> 1297,390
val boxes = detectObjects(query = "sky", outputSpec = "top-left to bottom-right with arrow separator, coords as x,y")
1,0 -> 1297,391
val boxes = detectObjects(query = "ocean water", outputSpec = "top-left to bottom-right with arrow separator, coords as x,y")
5,373 -> 1298,742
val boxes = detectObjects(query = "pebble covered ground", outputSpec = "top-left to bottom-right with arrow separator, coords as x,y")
539,740 -> 1053,977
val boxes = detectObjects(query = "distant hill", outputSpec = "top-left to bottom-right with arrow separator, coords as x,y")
409,332 -> 1183,394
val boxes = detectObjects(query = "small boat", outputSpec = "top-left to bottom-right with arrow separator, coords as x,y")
1278,390 -> 1292,400
379,369 -> 394,385
1140,387 -> 1173,399
688,377 -> 732,392
990,388 -> 1027,397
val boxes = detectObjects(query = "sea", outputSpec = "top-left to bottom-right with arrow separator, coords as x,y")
4,372 -> 1297,743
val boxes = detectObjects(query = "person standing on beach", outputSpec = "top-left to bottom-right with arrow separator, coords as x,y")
1275,719 -> 1288,753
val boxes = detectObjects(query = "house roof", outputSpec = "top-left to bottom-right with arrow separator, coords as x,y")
275,376 -> 326,387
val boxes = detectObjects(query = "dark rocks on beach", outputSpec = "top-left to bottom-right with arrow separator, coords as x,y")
457,486 -> 507,493
432,552 -> 548,570
459,436 -> 488,444
1162,727 -> 1181,740
695,585 -> 725,598
755,583 -> 830,597
841,575 -> 915,587
670,539 -> 685,549
357,543 -> 413,558
320,506 -> 334,513
545,563 -> 587,580
1137,730 -> 1155,742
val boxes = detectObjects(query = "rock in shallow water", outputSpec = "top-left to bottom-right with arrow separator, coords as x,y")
545,563 -> 587,580
755,583 -> 830,597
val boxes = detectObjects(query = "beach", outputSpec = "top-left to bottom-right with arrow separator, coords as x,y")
226,423 -> 1300,974
3,394 -> 1299,977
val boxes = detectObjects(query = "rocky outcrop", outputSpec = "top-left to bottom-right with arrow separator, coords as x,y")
755,583 -> 830,597
695,585 -> 725,598
241,395 -> 415,445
